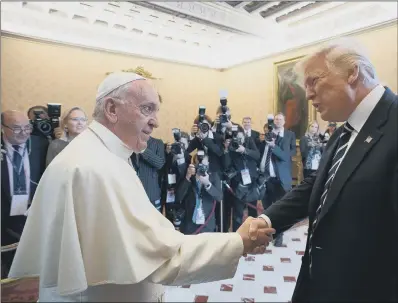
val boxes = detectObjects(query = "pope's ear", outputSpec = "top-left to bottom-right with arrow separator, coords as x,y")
103,98 -> 118,123
347,64 -> 360,85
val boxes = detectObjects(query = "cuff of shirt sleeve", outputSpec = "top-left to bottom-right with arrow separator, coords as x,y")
258,214 -> 272,228
205,183 -> 212,190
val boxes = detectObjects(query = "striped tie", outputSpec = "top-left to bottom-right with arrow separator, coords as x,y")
309,122 -> 354,273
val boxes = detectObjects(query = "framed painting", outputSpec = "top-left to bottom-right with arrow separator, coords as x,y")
273,55 -> 316,143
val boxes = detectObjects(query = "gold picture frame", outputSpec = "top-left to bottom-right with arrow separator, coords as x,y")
273,55 -> 317,145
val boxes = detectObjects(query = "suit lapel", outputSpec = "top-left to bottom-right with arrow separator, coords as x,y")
1,144 -> 11,202
316,89 -> 395,226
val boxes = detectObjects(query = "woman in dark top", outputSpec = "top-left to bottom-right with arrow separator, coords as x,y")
299,121 -> 323,178
46,107 -> 87,166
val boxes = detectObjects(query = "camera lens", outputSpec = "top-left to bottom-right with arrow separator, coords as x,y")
38,121 -> 52,136
199,123 -> 209,133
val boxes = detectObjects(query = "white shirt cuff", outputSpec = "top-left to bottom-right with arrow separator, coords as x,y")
258,214 -> 272,228
205,183 -> 212,190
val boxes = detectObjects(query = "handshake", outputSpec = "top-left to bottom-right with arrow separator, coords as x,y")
236,217 -> 275,256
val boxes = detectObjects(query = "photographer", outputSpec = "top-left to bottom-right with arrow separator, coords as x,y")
222,128 -> 260,232
175,154 -> 222,234
161,131 -> 191,228
258,113 -> 296,246
28,104 -> 62,141
188,114 -> 223,175
299,121 -> 323,178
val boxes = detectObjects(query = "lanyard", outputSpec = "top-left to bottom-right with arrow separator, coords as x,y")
5,145 -> 27,176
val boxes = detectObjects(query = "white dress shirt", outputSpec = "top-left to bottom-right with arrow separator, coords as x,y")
259,85 -> 385,227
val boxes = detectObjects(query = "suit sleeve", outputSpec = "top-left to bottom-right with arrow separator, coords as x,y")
299,137 -> 309,163
202,134 -> 223,157
46,141 -> 58,167
141,140 -> 165,170
244,138 -> 260,161
271,132 -> 296,161
206,174 -> 223,201
175,178 -> 192,203
263,171 -> 315,234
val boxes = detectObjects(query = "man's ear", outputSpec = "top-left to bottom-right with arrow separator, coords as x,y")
347,64 -> 360,85
104,98 -> 118,123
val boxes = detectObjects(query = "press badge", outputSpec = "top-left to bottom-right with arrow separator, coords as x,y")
195,206 -> 205,225
166,189 -> 176,203
10,194 -> 29,216
312,154 -> 320,170
241,169 -> 252,185
168,174 -> 177,185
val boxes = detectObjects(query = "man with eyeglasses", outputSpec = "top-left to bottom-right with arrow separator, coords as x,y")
1,110 -> 48,278
8,72 -> 274,302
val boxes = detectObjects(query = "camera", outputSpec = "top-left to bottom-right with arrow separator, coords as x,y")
265,114 -> 277,141
171,128 -> 182,155
219,98 -> 229,124
195,150 -> 208,176
30,103 -> 61,138
198,106 -> 210,134
230,125 -> 240,151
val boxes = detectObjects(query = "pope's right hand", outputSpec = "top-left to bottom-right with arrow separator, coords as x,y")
237,217 -> 275,256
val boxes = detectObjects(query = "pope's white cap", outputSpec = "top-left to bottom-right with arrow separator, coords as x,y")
96,72 -> 146,101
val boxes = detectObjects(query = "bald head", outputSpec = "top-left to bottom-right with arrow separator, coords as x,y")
2,110 -> 32,145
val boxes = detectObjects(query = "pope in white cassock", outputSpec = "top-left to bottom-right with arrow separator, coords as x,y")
8,73 -> 274,302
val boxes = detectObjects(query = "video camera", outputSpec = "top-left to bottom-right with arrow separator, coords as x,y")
195,150 -> 208,176
198,106 -> 210,134
265,114 -> 277,141
31,103 -> 61,139
171,128 -> 183,155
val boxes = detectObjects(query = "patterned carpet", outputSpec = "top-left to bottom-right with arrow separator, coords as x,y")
1,220 -> 308,302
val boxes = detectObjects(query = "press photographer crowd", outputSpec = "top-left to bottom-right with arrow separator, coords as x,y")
1,97 -> 338,278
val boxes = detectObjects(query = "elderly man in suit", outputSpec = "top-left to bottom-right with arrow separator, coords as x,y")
1,110 -> 48,278
249,39 -> 398,302
131,136 -> 165,212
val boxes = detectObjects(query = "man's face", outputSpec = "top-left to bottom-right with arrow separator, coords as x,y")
274,115 -> 285,129
2,111 -> 32,145
113,81 -> 160,152
242,118 -> 251,130
304,55 -> 356,122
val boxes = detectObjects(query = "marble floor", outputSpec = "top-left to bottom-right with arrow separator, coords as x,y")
164,224 -> 308,302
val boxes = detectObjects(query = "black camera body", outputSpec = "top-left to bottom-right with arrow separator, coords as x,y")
265,114 -> 277,141
31,103 -> 61,139
230,125 -> 240,151
220,98 -> 229,124
171,128 -> 182,155
195,150 -> 208,176
198,106 -> 210,134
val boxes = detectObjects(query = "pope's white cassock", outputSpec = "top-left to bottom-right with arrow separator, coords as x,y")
8,120 -> 244,302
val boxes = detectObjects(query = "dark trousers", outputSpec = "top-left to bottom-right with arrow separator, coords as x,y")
303,169 -> 317,179
218,189 -> 233,232
262,177 -> 287,244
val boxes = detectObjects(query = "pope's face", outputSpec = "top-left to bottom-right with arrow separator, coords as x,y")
115,81 -> 160,152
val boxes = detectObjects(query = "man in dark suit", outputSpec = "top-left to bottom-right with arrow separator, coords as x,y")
1,110 -> 48,278
131,136 -> 165,212
250,41 -> 398,302
242,117 -> 261,149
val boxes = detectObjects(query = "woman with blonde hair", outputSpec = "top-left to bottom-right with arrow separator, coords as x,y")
299,120 -> 323,178
46,107 -> 88,166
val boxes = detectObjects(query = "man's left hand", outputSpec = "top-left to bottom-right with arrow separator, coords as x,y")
266,139 -> 276,148
199,173 -> 211,186
236,145 -> 245,154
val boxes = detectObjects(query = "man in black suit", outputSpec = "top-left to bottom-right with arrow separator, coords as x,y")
242,117 -> 261,149
249,41 -> 398,302
131,136 -> 165,212
1,110 -> 48,278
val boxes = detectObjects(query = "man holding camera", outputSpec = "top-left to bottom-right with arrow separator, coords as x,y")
175,153 -> 222,234
259,113 -> 296,246
223,127 -> 260,232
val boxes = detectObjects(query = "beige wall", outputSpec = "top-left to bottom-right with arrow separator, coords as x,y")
1,23 -> 397,141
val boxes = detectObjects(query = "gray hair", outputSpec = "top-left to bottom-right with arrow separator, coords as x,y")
295,38 -> 378,87
92,82 -> 132,121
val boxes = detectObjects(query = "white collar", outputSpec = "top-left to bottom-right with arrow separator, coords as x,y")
244,129 -> 251,136
3,137 -> 26,153
89,120 -> 134,161
348,84 -> 385,133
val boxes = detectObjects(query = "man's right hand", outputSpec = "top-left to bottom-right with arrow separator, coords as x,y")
186,164 -> 196,180
191,124 -> 198,135
237,217 -> 275,255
